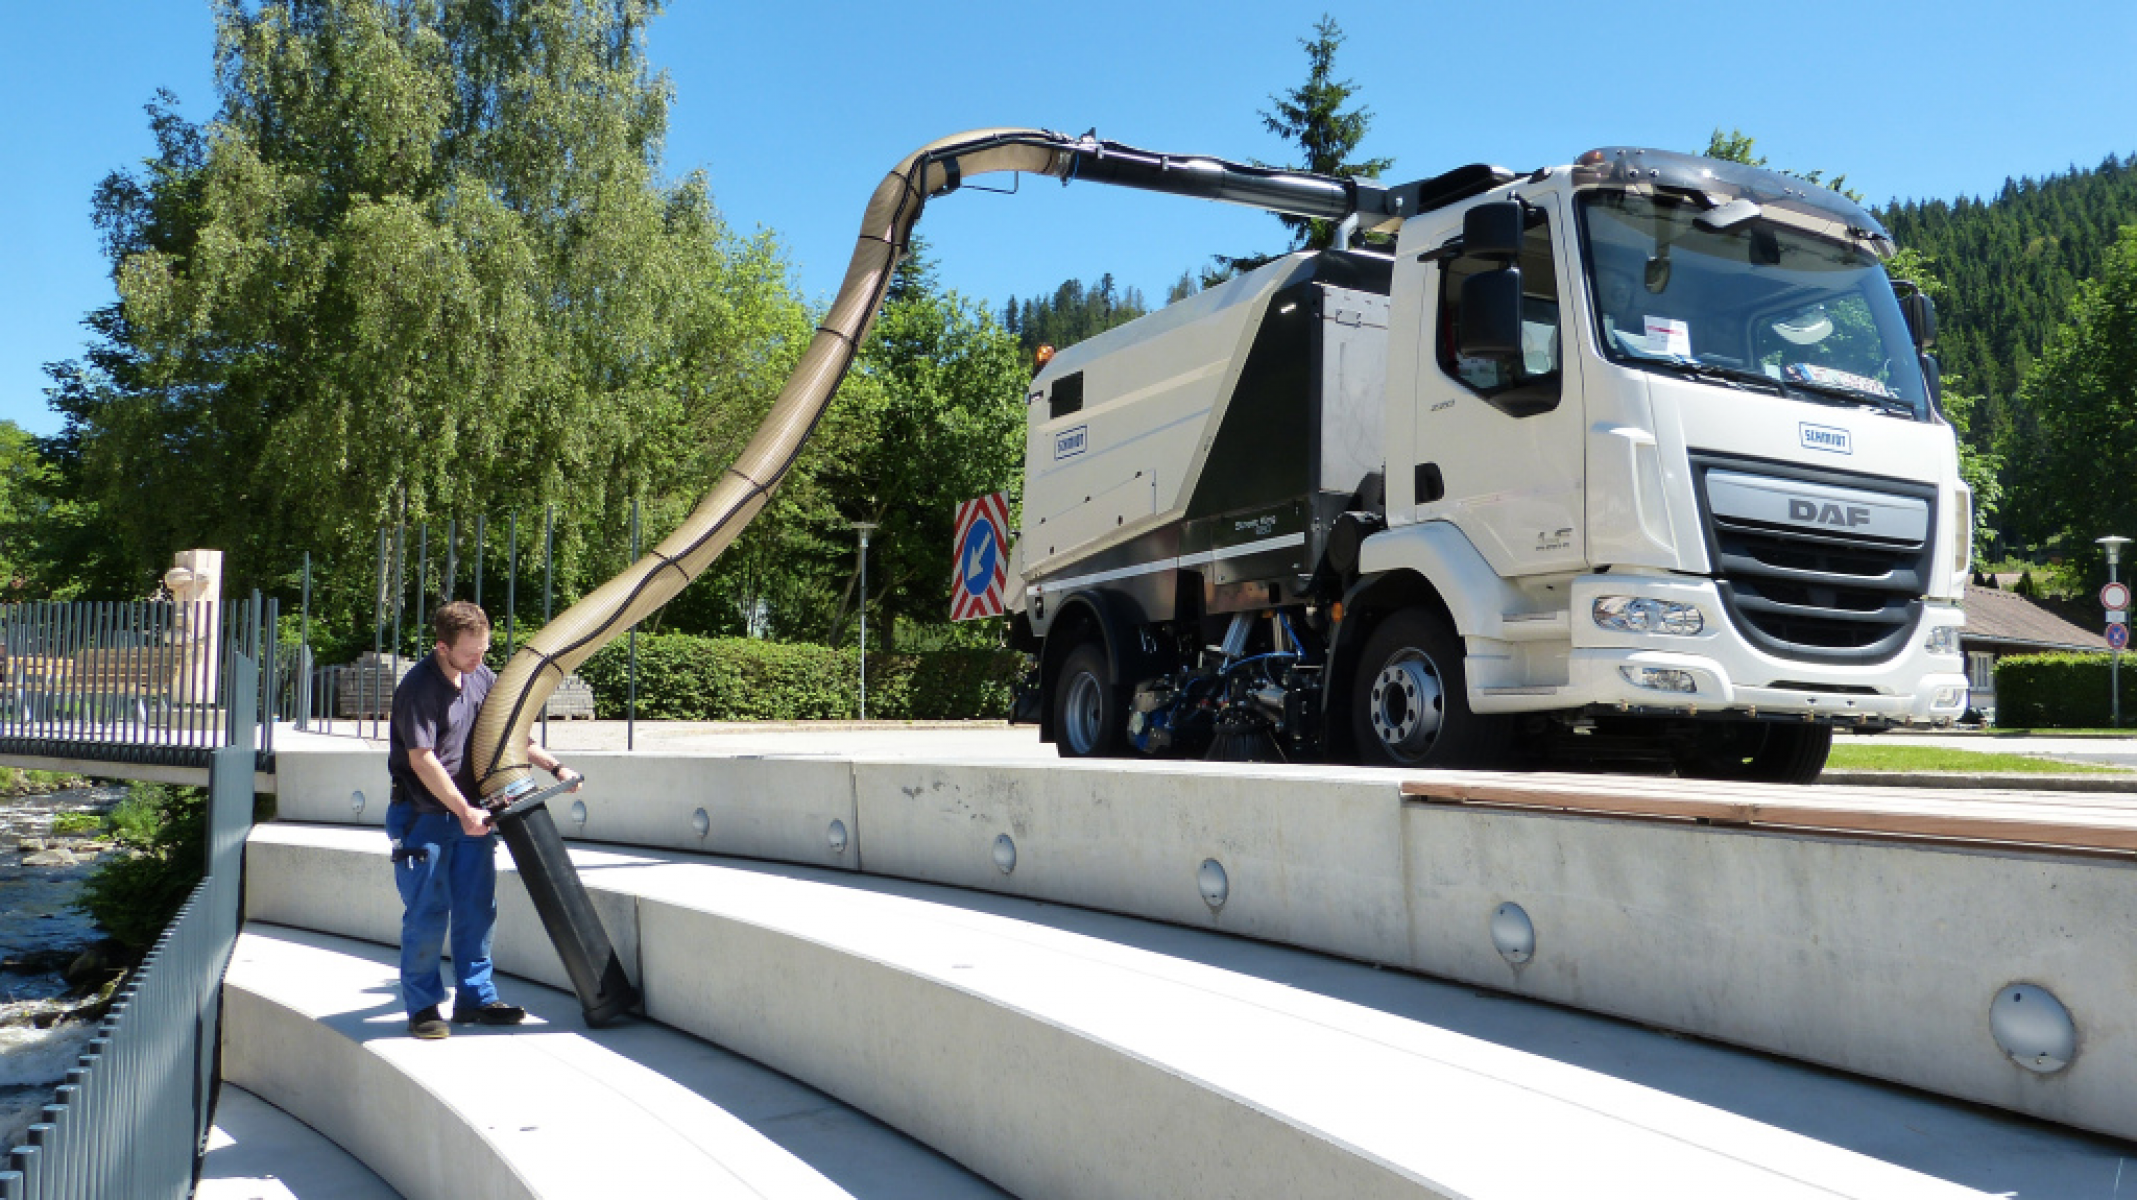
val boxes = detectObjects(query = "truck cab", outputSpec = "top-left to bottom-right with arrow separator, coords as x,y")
1009,146 -> 1969,780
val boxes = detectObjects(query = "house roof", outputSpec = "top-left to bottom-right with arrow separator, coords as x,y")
1960,585 -> 2108,653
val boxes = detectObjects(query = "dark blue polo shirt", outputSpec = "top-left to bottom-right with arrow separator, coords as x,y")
387,653 -> 496,813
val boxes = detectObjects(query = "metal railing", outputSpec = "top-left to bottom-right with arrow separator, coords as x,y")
0,598 -> 278,770
0,643 -> 259,1199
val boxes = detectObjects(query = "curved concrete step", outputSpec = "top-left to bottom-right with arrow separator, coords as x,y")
244,824 -> 2124,1199
199,1084 -> 400,1200
222,923 -> 1008,1200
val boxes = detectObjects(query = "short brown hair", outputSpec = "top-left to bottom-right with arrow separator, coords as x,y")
433,600 -> 491,646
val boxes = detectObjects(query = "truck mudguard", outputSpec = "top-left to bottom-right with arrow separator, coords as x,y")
1354,520 -> 1531,641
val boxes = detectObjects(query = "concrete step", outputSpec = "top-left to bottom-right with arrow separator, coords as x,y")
244,823 -> 2126,1199
267,742 -> 2137,1145
198,1084 -> 401,1200
223,923 -> 1009,1200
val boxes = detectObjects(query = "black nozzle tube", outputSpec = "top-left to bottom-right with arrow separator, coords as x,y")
492,800 -> 637,1027
1048,138 -> 1388,222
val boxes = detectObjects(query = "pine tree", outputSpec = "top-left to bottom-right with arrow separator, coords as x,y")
1259,15 -> 1393,250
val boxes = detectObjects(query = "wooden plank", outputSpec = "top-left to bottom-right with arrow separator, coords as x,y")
1399,776 -> 2137,853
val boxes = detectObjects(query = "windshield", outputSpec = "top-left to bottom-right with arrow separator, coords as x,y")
1577,191 -> 1929,418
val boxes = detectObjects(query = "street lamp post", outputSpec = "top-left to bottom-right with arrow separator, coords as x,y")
2100,535 -> 2130,727
852,522 -> 879,721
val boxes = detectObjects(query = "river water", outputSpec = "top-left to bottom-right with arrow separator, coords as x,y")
0,784 -> 124,1148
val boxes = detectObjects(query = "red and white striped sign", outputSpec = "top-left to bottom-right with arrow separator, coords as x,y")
950,492 -> 1011,621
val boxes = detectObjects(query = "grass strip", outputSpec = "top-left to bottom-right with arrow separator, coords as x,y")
1825,743 -> 2128,775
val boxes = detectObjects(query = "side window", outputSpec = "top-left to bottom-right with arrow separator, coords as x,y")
1436,214 -> 1562,414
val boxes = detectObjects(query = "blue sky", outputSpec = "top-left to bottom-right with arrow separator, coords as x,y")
3,0 -> 2133,437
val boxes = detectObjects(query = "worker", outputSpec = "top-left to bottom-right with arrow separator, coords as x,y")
386,600 -> 582,1039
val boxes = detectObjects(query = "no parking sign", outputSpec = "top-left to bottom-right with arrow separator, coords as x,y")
950,492 -> 1011,621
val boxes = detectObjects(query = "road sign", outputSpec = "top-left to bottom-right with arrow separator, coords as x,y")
950,492 -> 1011,621
2110,623 -> 2130,651
2113,611 -> 2129,626
2103,582 -> 2131,611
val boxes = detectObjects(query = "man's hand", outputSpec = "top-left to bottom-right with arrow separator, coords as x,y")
457,808 -> 492,838
556,766 -> 585,793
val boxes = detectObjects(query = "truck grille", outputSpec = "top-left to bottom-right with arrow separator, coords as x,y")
1691,454 -> 1934,664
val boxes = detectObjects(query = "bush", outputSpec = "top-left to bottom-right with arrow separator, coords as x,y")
75,782 -> 208,949
576,634 -> 1024,721
1993,653 -> 2137,728
49,812 -> 101,836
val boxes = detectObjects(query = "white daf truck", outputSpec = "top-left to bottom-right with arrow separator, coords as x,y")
1004,144 -> 1970,780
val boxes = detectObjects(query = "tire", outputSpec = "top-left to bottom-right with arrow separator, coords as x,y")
1052,641 -> 1125,759
1677,722 -> 1832,785
1349,609 -> 1510,769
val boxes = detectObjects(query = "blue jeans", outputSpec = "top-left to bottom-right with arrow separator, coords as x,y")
385,802 -> 499,1015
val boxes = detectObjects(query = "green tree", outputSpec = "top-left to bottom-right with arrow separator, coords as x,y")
1204,14 -> 1392,285
0,421 -> 45,598
1260,15 -> 1393,250
2007,224 -> 2137,581
696,244 -> 1029,646
1883,247 -> 2004,555
1006,273 -> 1149,356
46,0 -> 810,642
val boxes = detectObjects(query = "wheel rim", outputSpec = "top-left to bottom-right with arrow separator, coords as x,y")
1368,650 -> 1444,761
1063,670 -> 1105,754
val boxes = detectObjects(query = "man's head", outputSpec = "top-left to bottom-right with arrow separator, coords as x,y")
432,601 -> 492,674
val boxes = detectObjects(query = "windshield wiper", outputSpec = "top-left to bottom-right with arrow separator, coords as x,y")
1780,377 -> 1918,417
1641,358 -> 1787,396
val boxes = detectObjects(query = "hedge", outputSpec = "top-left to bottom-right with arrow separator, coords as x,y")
1992,652 -> 2137,728
576,634 -> 1025,721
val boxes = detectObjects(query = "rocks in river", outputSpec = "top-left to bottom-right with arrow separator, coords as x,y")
19,838 -> 46,853
64,941 -> 128,987
20,849 -> 77,867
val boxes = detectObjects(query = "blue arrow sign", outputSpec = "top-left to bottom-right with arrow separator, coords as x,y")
959,517 -> 999,598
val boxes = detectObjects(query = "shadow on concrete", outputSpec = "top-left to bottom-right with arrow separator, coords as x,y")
256,922 -> 1009,1200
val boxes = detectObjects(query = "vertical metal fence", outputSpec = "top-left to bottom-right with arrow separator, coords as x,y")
0,626 -> 260,1200
0,599 -> 277,771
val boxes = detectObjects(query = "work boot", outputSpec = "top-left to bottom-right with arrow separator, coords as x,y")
408,1006 -> 450,1040
452,999 -> 527,1026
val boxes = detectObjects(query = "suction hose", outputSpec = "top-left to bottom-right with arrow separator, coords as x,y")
462,129 -> 1064,1024
463,129 -> 1384,1024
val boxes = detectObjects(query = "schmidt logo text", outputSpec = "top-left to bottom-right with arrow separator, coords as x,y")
1799,423 -> 1852,454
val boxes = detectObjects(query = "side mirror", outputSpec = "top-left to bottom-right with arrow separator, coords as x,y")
1920,352 -> 1943,415
1458,268 -> 1525,360
1899,288 -> 1937,348
1462,202 -> 1525,262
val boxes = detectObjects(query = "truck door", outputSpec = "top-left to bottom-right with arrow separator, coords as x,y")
1410,192 -> 1585,576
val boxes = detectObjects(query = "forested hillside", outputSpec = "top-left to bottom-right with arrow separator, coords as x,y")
1877,154 -> 2137,554
1002,275 -> 1149,358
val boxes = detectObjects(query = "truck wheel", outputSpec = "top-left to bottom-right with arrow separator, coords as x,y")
1350,610 -> 1507,769
1678,722 -> 1832,784
1746,724 -> 1832,784
1053,642 -> 1124,758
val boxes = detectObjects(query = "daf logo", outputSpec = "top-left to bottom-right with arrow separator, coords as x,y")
1789,498 -> 1873,527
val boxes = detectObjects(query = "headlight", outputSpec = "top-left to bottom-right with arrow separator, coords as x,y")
1593,596 -> 1704,636
1924,625 -> 1961,656
1620,666 -> 1699,693
1933,685 -> 1968,709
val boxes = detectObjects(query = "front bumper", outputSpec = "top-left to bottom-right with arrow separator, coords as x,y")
1563,574 -> 1968,724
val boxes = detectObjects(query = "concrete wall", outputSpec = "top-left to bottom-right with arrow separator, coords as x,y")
269,746 -> 2137,1143
245,831 -> 1987,1199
